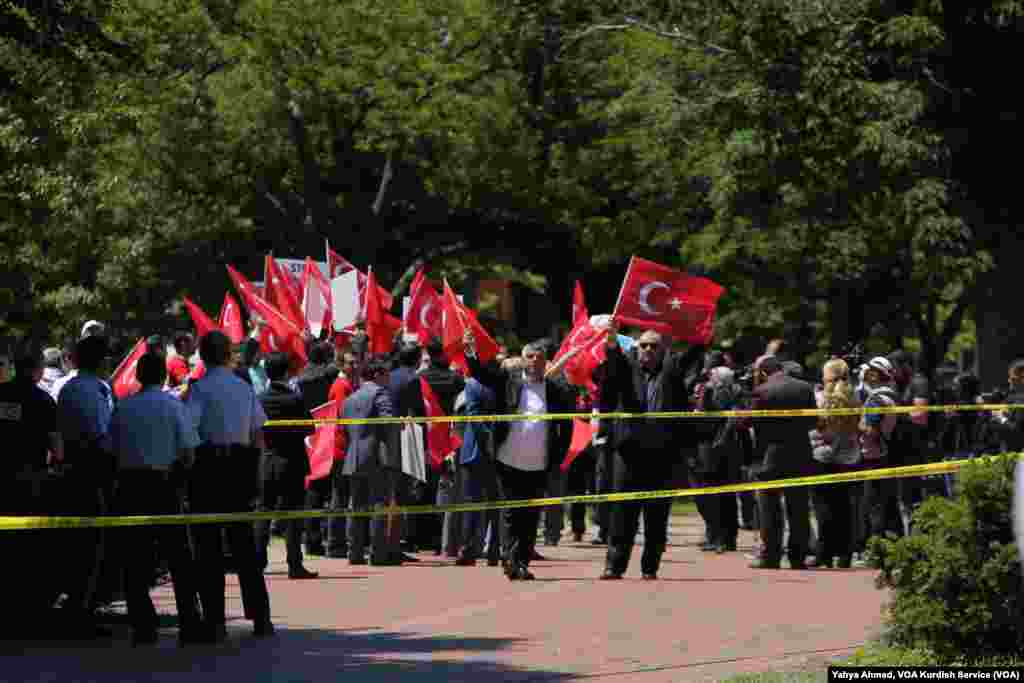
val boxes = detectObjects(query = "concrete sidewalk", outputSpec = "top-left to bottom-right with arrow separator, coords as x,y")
0,514 -> 886,682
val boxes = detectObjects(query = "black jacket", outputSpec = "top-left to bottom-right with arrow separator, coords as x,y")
259,381 -> 311,475
418,364 -> 466,416
599,343 -> 706,457
749,372 -> 817,479
467,356 -> 574,473
296,363 -> 340,417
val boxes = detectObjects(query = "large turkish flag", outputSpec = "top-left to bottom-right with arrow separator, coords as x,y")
612,256 -> 724,344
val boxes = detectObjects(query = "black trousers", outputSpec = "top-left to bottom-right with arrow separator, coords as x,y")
495,462 -> 548,568
566,448 -> 597,536
347,469 -> 399,562
255,455 -> 307,570
115,468 -> 201,635
758,486 -> 811,564
189,448 -> 270,627
606,452 -> 673,575
810,463 -> 858,561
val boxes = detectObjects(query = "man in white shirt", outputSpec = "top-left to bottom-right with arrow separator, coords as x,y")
108,352 -> 204,646
466,338 -> 573,581
185,331 -> 273,641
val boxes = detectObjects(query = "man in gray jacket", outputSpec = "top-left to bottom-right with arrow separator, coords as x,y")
342,358 -> 402,566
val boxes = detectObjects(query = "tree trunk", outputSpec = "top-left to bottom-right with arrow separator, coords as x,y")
828,286 -> 865,354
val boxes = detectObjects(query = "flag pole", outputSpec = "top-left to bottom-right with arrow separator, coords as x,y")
611,256 -> 635,324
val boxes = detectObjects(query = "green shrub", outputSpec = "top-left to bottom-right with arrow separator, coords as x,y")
867,454 -> 1024,658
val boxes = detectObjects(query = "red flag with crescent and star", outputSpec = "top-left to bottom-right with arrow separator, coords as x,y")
405,270 -> 444,344
218,293 -> 245,344
110,338 -> 147,400
572,280 -> 588,327
612,256 -> 724,344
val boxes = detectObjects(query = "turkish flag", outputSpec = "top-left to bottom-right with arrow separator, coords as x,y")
552,320 -> 608,392
612,256 -> 724,344
265,255 -> 306,332
420,377 -> 462,470
110,338 -> 147,400
218,293 -> 245,344
227,264 -> 309,367
364,269 -> 401,355
573,280 -> 589,327
561,418 -> 598,472
305,400 -> 339,487
301,257 -> 333,338
183,297 -> 219,339
441,280 -> 499,372
405,270 -> 443,344
326,243 -> 395,311
190,359 -> 207,382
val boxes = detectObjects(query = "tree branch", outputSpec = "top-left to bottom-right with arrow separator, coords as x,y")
622,17 -> 734,55
371,151 -> 395,216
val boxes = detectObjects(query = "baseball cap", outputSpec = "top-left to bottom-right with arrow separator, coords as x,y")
80,320 -> 105,339
867,356 -> 893,377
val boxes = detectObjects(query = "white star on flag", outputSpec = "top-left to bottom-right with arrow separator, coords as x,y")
668,298 -> 683,310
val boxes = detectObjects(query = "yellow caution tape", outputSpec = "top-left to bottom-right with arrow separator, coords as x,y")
264,403 -> 1023,428
0,455 -> 1015,531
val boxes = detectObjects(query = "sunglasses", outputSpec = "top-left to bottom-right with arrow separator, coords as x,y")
637,343 -> 658,350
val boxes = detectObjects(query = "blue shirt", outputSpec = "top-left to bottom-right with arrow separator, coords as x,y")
110,386 -> 200,470
186,366 -> 267,446
57,373 -> 113,451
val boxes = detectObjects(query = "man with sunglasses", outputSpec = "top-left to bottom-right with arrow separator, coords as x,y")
598,322 -> 707,580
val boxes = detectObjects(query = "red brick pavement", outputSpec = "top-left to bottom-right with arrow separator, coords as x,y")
0,515 -> 887,683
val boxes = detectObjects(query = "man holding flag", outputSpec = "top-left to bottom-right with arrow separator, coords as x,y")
598,257 -> 723,580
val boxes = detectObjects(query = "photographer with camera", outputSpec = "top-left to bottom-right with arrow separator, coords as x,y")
991,360 -> 1024,452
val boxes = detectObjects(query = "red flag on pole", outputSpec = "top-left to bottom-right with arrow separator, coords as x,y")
305,400 -> 339,487
264,255 -> 306,332
572,280 -> 589,327
404,270 -> 443,344
420,376 -> 462,470
612,256 -> 724,344
561,418 -> 598,472
110,338 -> 147,400
218,293 -> 245,344
364,268 -> 401,355
183,297 -> 219,339
326,242 -> 394,311
301,257 -> 333,337
441,280 -> 499,371
227,264 -> 308,367
552,321 -> 608,392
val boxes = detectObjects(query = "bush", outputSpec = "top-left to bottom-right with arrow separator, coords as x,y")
867,454 -> 1024,658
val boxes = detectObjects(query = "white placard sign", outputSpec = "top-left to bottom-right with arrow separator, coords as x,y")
331,271 -> 361,331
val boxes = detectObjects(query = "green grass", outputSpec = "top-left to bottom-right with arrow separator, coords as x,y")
722,641 -> 1024,682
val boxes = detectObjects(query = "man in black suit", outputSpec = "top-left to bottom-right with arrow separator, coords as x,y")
598,325 -> 706,580
387,341 -> 424,563
466,335 -> 573,581
255,352 -> 319,579
342,358 -> 402,565
748,354 -> 817,569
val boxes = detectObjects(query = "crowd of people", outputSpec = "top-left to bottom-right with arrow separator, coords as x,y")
1,314 -> 1022,647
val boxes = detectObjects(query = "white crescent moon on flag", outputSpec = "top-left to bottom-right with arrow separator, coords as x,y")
420,302 -> 434,330
638,281 -> 670,315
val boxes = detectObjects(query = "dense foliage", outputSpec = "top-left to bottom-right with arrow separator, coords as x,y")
868,455 -> 1023,658
2,1 -> 1020,368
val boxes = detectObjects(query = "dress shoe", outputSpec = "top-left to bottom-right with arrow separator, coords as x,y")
487,558 -> 500,567
209,624 -> 229,644
349,557 -> 367,566
600,569 -> 624,580
590,537 -> 608,546
788,560 -> 808,570
836,555 -> 853,569
641,573 -> 657,581
700,541 -> 719,552
305,545 -> 326,557
749,559 -> 781,569
455,556 -> 476,566
178,626 -> 210,647
812,555 -> 833,568
544,538 -> 559,547
399,553 -> 420,563
572,532 -> 583,543
253,620 -> 275,638
530,550 -> 547,561
370,557 -> 402,567
288,566 -> 319,579
326,550 -> 348,559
